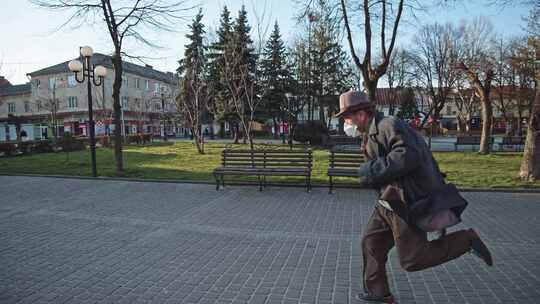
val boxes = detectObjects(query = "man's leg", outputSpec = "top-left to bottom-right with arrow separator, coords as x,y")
362,206 -> 395,297
384,210 -> 488,272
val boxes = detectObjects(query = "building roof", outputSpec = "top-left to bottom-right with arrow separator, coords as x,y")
0,83 -> 31,97
27,53 -> 178,84
0,76 -> 12,88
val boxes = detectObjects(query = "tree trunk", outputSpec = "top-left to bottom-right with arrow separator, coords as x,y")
456,116 -> 464,135
233,123 -> 239,144
478,93 -> 493,154
519,87 -> 540,181
272,117 -> 279,139
517,114 -> 524,136
111,52 -> 124,175
193,127 -> 204,154
365,80 -> 378,103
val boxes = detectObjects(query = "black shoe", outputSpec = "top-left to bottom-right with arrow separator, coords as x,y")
356,292 -> 396,303
469,229 -> 493,266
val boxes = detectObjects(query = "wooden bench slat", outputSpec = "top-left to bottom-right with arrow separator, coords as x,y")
327,150 -> 365,193
215,148 -> 312,191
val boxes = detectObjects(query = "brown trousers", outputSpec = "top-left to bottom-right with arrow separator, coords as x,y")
362,205 -> 474,296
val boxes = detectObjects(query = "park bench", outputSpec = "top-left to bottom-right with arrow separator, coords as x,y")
327,135 -> 362,148
454,136 -> 494,151
499,136 -> 525,151
327,147 -> 366,193
213,148 -> 313,192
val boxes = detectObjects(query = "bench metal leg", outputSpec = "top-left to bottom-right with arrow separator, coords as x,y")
258,175 -> 263,191
213,173 -> 220,191
221,174 -> 225,189
329,176 -> 333,194
306,175 -> 311,193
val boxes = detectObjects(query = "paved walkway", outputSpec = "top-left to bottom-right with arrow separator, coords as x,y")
0,176 -> 539,304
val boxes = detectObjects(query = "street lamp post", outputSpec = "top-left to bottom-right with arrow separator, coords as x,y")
68,46 -> 107,177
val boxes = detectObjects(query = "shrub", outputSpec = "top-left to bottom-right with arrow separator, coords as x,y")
32,140 -> 54,153
293,121 -> 329,146
0,143 -> 17,156
59,133 -> 86,152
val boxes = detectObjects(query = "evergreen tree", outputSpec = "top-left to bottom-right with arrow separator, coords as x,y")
308,5 -> 354,126
177,9 -> 206,80
230,5 -> 256,76
176,9 -> 208,153
223,5 -> 258,145
260,22 -> 292,137
207,6 -> 235,139
397,88 -> 418,121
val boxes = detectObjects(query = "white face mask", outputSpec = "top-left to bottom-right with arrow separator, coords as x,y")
344,122 -> 360,137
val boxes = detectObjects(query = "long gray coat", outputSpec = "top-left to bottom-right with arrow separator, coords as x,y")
358,112 -> 467,224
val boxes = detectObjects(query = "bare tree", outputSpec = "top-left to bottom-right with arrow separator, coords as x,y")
493,37 -> 516,135
222,49 -> 260,150
453,75 -> 479,135
33,77 -> 68,143
455,17 -> 495,154
177,78 -> 209,154
411,22 -> 460,128
32,0 -> 193,175
383,49 -> 411,116
514,36 -> 540,180
339,0 -> 407,101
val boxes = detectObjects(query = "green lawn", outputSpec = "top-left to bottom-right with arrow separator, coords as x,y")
0,141 -> 538,189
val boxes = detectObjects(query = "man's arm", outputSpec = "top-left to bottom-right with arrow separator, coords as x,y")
358,119 -> 421,186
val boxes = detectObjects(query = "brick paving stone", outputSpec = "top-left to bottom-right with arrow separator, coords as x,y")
1,176 -> 539,303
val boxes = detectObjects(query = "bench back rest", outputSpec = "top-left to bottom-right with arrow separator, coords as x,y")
222,149 -> 313,169
501,136 -> 525,145
329,135 -> 362,146
329,149 -> 366,169
456,136 -> 494,144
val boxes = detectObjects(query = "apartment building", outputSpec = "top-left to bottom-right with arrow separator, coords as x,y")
0,53 -> 178,141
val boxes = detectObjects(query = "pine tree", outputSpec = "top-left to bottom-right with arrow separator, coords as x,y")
397,88 -> 418,121
223,5 -> 258,145
177,9 -> 206,80
177,9 -> 208,154
260,22 -> 292,138
207,6 -> 235,139
309,7 -> 354,127
230,5 -> 256,76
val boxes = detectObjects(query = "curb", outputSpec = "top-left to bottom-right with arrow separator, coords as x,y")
2,173 -> 540,193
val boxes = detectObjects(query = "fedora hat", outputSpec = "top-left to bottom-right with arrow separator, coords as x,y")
335,90 -> 374,118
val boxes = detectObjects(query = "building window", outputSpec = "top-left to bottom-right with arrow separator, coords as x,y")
122,77 -> 128,87
153,102 -> 161,111
8,103 -> 16,113
24,101 -> 30,113
49,77 -> 56,90
68,96 -> 78,108
122,96 -> 129,109
68,75 -> 77,87
135,78 -> 141,89
145,80 -> 150,91
154,83 -> 160,93
36,100 -> 42,112
446,105 -> 452,116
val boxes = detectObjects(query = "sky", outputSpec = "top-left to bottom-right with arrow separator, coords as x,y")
0,0 -> 532,85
